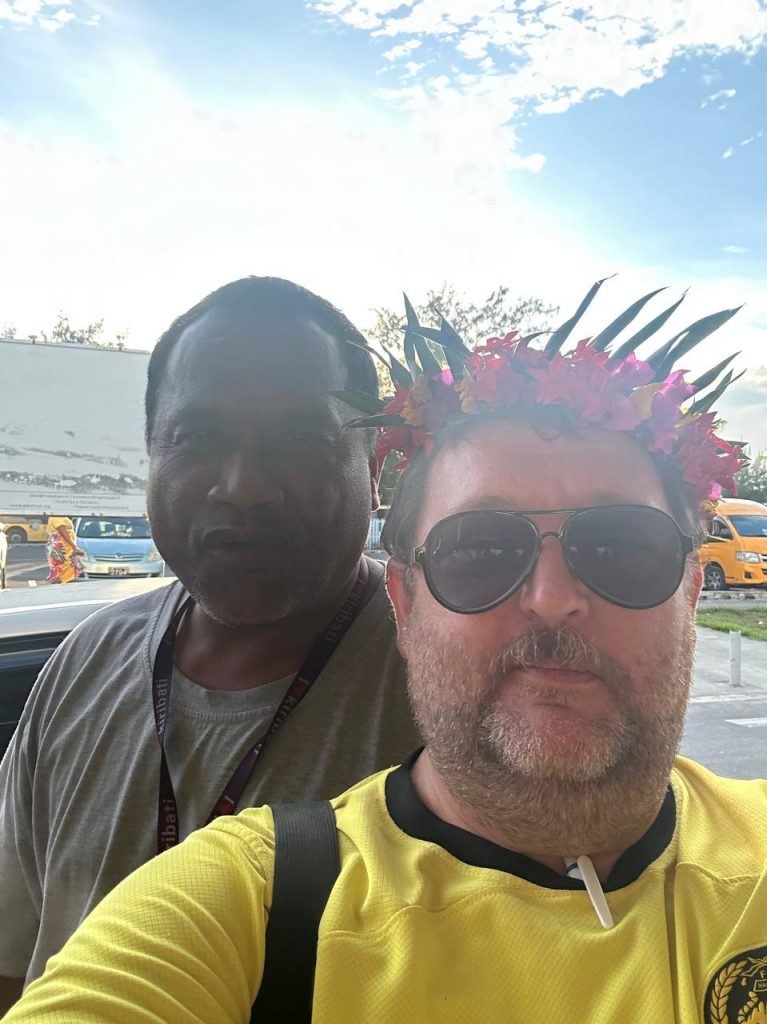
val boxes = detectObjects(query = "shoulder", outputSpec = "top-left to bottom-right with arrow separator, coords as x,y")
19,581 -> 186,725
6,809 -> 276,1023
671,757 -> 767,872
61,580 -> 186,651
179,804 -> 278,883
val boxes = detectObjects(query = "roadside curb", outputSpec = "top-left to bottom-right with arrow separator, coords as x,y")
699,590 -> 767,602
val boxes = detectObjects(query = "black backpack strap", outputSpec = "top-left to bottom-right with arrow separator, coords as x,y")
251,801 -> 340,1023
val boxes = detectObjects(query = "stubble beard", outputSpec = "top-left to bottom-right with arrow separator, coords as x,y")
186,569 -> 317,629
405,615 -> 695,855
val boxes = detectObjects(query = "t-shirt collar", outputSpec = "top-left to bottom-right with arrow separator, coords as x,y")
385,749 -> 675,892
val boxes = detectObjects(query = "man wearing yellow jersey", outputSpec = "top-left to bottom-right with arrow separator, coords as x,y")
6,286 -> 767,1024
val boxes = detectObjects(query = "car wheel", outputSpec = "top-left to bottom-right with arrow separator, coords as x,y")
6,528 -> 27,545
703,563 -> 726,591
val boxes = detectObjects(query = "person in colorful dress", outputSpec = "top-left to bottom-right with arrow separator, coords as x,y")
45,516 -> 83,584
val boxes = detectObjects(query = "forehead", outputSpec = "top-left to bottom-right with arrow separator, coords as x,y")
161,307 -> 347,413
419,419 -> 670,531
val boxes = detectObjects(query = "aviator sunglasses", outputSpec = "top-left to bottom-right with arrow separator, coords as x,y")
412,504 -> 695,613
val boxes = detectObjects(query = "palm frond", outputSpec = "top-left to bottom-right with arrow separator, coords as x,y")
690,353 -> 740,393
651,306 -> 743,380
378,343 -> 413,389
688,369 -> 746,415
331,388 -> 386,415
609,290 -> 688,362
347,413 -> 408,428
435,314 -> 471,356
544,277 -> 611,357
589,287 -> 667,352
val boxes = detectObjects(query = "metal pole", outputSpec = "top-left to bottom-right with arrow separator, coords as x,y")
729,630 -> 742,688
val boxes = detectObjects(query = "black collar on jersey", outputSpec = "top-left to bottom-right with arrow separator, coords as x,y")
385,749 -> 675,892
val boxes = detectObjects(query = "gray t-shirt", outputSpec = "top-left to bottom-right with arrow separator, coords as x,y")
0,558 -> 419,982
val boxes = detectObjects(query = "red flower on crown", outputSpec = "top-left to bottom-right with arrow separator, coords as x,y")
355,285 -> 748,508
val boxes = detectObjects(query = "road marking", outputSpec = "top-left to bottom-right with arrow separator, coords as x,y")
690,693 -> 767,705
725,717 -> 767,728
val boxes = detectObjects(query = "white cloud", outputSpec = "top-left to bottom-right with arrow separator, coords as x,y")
509,151 -> 546,173
40,8 -> 76,29
700,87 -> 737,109
383,38 -> 421,60
0,44 -> 593,349
1,10 -> 764,455
721,131 -> 762,157
308,0 -> 767,168
724,245 -> 750,254
0,0 -> 91,30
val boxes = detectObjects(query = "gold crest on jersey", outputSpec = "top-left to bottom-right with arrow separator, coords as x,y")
704,948 -> 767,1024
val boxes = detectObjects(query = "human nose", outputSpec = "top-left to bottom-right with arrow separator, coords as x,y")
516,533 -> 590,626
207,447 -> 284,512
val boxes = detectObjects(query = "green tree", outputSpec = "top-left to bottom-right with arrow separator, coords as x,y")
1,323 -> 16,339
733,452 -> 767,503
366,284 -> 559,504
367,283 -> 558,391
40,313 -> 129,349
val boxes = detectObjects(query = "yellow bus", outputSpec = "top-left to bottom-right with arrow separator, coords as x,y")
0,516 -> 49,545
700,498 -> 767,590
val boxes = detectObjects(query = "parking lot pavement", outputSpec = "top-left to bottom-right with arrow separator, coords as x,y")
692,625 -> 767,696
2,542 -> 47,587
681,627 -> 767,780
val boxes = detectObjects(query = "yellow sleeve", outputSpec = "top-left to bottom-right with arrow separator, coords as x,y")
4,810 -> 274,1024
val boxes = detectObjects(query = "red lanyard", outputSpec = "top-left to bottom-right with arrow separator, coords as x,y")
152,558 -> 370,853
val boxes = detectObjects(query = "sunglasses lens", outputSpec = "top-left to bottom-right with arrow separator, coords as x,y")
424,511 -> 537,612
564,506 -> 686,608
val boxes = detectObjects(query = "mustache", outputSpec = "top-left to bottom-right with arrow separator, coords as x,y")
196,513 -> 300,546
487,627 -> 630,692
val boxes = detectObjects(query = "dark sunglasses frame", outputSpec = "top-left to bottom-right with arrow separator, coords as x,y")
412,504 -> 695,614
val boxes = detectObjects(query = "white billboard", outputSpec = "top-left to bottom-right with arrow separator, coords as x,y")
0,339 -> 151,516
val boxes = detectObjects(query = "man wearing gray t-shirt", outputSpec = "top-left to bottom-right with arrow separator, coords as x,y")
0,277 -> 419,1010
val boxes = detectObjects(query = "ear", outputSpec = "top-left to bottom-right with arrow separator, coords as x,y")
687,558 -> 704,610
386,558 -> 414,657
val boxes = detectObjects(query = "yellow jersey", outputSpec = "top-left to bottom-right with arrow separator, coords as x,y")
7,754 -> 767,1024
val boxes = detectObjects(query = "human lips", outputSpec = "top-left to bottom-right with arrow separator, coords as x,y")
512,662 -> 603,687
200,526 -> 292,555
499,660 -> 616,721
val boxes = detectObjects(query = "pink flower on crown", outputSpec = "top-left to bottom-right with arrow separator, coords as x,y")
673,415 -> 743,502
611,353 -> 655,390
370,318 -> 748,508
462,343 -> 529,409
528,353 -> 575,405
645,371 -> 697,453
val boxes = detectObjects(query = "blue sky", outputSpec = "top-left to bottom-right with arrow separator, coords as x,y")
1,0 -> 766,448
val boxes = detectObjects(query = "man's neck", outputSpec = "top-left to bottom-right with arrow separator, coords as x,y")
411,749 -> 665,883
173,567 -> 363,691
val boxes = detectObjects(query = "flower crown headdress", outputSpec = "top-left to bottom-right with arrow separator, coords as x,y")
338,279 -> 747,505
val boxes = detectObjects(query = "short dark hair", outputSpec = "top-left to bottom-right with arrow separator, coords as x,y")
382,410 -> 706,563
145,276 -> 378,445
